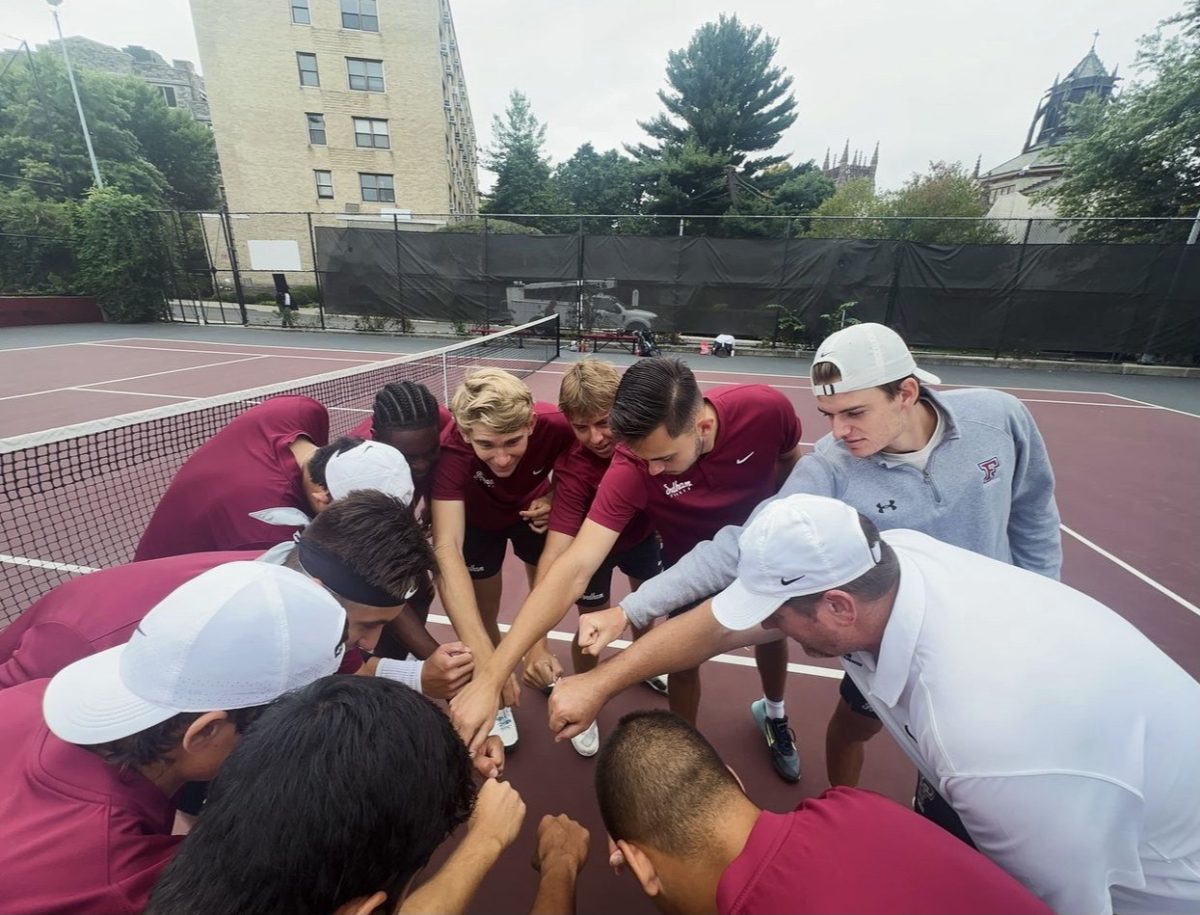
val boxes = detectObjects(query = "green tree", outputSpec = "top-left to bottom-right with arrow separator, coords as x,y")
1039,2 -> 1200,241
630,15 -> 799,223
550,143 -> 642,233
0,49 -> 219,208
481,90 -> 562,229
885,161 -> 1008,243
74,187 -> 172,322
0,187 -> 77,293
807,179 -> 885,238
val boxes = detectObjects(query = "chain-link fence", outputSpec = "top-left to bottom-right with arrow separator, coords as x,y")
153,210 -> 1200,362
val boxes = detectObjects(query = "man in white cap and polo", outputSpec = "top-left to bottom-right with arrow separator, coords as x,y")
570,322 -> 1060,802
643,494 -> 1199,915
0,562 -> 347,915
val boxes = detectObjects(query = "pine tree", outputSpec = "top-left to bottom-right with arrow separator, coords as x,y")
630,15 -> 799,221
481,91 -> 561,226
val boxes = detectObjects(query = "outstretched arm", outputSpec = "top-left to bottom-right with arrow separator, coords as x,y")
450,520 -> 619,750
431,499 -> 494,655
550,600 -> 781,739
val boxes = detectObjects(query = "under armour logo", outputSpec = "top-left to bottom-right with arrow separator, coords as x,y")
978,457 -> 1000,483
876,500 -> 897,513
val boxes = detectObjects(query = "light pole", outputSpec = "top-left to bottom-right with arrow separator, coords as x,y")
47,0 -> 103,188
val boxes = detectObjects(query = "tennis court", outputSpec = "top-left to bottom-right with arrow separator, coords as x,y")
2,321 -> 1198,914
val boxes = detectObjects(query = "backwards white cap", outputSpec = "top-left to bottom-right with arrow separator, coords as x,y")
811,323 -> 940,395
711,494 -> 882,631
43,562 -> 347,745
325,440 -> 415,506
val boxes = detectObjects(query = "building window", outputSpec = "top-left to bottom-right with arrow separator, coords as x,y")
291,0 -> 310,24
353,117 -> 389,149
341,0 -> 379,31
347,57 -> 384,92
307,113 -> 326,145
315,170 -> 334,199
297,52 -> 319,87
359,172 -> 395,202
159,85 -> 177,107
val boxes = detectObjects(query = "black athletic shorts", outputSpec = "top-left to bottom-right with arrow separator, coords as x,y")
577,534 -> 663,610
462,520 -> 546,579
839,671 -> 878,717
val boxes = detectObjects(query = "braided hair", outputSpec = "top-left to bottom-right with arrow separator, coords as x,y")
371,381 -> 440,436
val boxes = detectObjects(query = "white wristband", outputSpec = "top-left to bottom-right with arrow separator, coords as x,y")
375,657 -> 424,692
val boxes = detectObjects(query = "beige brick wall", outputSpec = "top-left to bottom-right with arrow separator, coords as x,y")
190,0 -> 478,221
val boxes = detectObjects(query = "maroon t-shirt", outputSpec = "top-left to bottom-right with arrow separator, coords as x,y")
135,396 -> 329,560
587,385 -> 800,564
548,441 -> 653,553
716,788 -> 1053,915
0,551 -> 258,690
432,402 -> 573,531
349,403 -> 453,506
0,680 -> 182,915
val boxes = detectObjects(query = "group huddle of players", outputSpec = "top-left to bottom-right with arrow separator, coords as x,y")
1,322 -> 1198,915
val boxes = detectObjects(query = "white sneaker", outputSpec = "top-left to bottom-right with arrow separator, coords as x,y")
490,707 -> 519,750
570,720 -> 600,757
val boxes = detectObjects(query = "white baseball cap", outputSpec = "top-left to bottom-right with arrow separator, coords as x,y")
711,494 -> 883,631
43,562 -> 347,745
811,323 -> 941,395
325,440 -> 414,505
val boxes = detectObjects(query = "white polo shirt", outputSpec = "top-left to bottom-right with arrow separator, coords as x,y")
843,530 -> 1200,915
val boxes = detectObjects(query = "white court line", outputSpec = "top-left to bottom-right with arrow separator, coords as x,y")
1020,399 -> 1159,409
426,613 -> 843,680
67,387 -> 201,401
0,355 -> 268,403
0,554 -> 97,575
81,342 -> 383,365
94,337 -> 406,357
1061,525 -> 1200,619
0,553 -> 842,680
0,338 -> 145,354
1101,391 -> 1200,421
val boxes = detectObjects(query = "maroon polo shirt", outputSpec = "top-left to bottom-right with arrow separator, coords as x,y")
432,401 -> 573,530
717,788 -> 1053,915
548,441 -> 653,553
0,680 -> 182,915
350,403 -> 453,506
135,396 -> 329,561
0,551 -> 257,690
587,385 -> 800,564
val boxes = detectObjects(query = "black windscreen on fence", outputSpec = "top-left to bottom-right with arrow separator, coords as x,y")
314,226 -> 1199,358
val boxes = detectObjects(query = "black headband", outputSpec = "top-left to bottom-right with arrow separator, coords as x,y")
297,538 -> 397,608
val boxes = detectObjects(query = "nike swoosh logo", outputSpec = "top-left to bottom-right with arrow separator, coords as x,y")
780,575 -> 805,586
531,468 -> 545,475
736,452 -> 755,464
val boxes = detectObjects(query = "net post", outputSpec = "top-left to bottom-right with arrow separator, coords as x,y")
442,352 -> 449,404
555,313 -> 561,360
307,212 -> 326,330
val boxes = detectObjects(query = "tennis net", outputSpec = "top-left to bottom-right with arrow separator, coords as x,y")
0,315 -> 560,623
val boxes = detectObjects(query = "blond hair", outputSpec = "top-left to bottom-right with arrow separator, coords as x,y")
558,358 -> 620,422
451,368 -> 534,434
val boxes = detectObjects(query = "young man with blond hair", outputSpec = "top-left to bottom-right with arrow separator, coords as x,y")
452,358 -> 803,780
521,359 -> 664,756
431,367 -> 574,747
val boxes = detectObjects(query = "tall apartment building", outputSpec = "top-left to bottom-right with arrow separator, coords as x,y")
189,0 -> 479,222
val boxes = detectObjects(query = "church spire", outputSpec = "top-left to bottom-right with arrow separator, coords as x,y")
841,139 -> 850,166
823,147 -> 830,171
870,142 -> 879,166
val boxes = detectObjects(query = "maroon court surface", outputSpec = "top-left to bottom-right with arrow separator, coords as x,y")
2,334 -> 1198,914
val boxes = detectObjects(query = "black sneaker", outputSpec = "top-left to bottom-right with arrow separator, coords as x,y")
751,699 -> 800,783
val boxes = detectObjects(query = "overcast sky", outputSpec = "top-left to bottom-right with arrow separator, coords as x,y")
4,0 -> 1185,192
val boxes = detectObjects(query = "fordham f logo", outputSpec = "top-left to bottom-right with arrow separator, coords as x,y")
978,458 -> 1000,483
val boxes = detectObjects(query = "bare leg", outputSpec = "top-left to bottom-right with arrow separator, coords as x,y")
825,698 -> 884,786
754,636 -> 789,703
667,665 -> 702,725
472,571 -> 504,648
